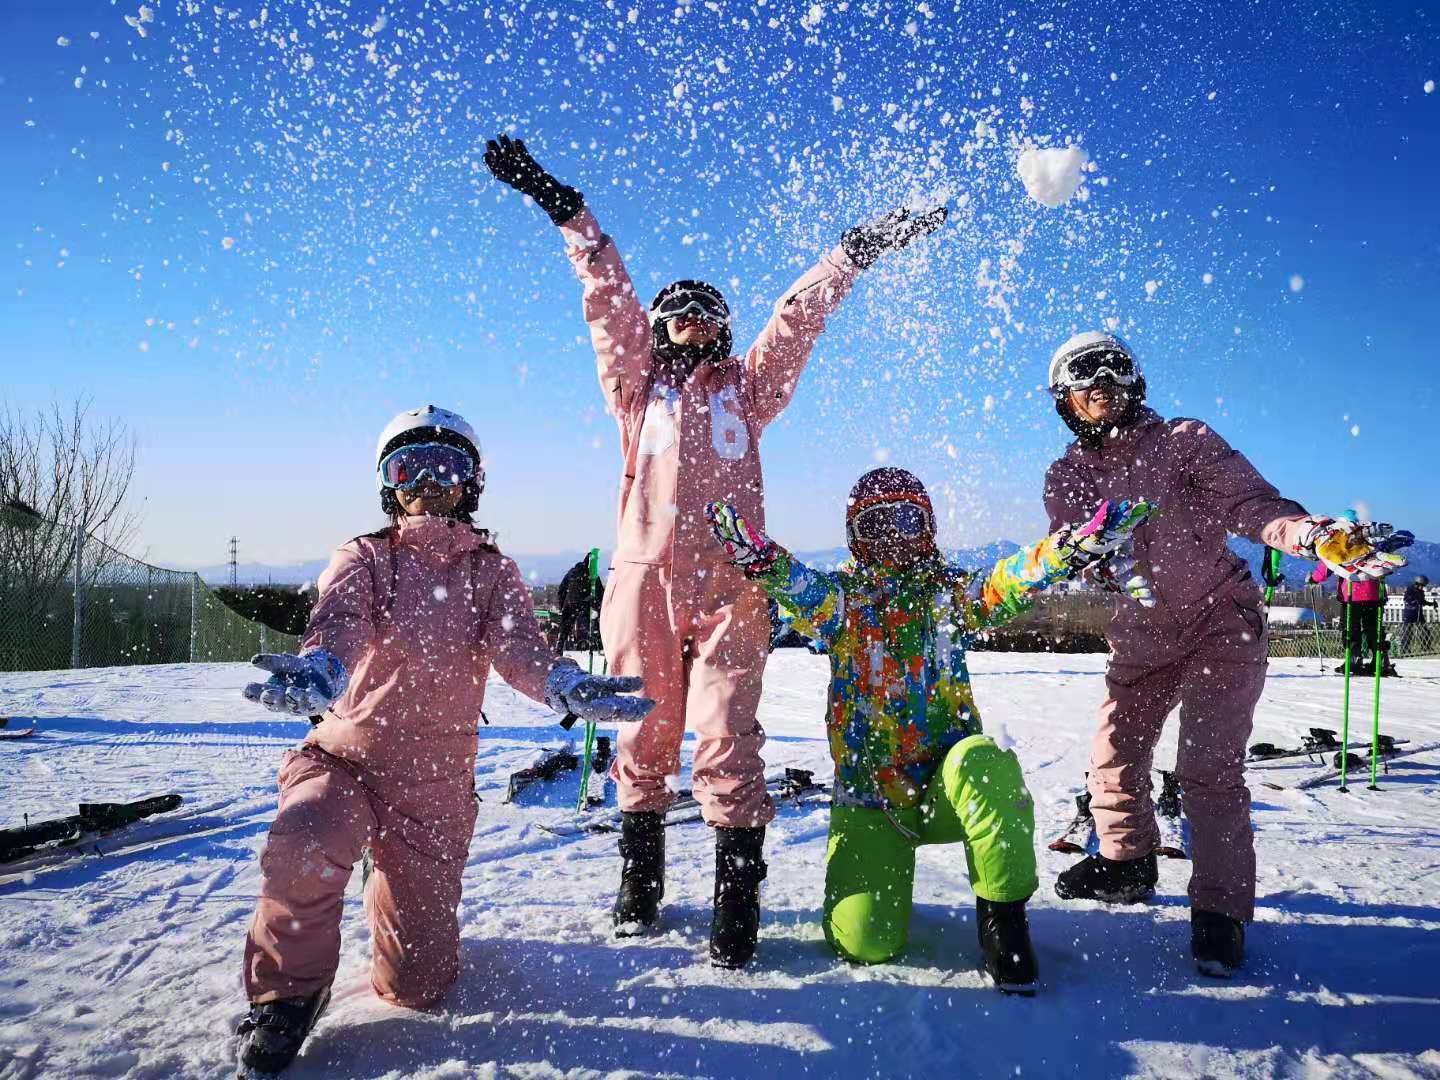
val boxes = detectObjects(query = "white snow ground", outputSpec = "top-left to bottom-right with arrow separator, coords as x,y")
2,652 -> 1439,1080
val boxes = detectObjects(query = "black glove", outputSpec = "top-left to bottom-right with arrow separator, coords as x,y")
483,133 -> 584,227
841,204 -> 948,269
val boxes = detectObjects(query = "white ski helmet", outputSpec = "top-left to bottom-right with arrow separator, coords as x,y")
1047,331 -> 1141,391
375,405 -> 484,515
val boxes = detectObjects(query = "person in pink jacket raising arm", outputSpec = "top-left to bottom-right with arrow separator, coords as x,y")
1041,332 -> 1407,979
233,406 -> 653,1078
484,132 -> 946,968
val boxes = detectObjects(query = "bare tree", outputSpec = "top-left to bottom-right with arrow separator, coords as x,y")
0,400 -> 140,668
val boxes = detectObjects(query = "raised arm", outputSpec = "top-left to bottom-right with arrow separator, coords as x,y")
705,501 -> 845,644
744,201 -> 948,429
558,209 -> 653,414
484,134 -> 651,413
971,499 -> 1157,630
965,534 -> 1073,630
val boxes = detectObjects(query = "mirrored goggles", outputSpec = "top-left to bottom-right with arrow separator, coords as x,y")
650,293 -> 729,325
850,501 -> 935,542
378,442 -> 477,490
1053,348 -> 1140,391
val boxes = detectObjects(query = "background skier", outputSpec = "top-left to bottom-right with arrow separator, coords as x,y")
1310,530 -> 1392,676
233,406 -> 652,1076
483,133 -> 946,967
1041,331 -> 1408,977
707,469 -> 1154,991
1399,575 -> 1434,655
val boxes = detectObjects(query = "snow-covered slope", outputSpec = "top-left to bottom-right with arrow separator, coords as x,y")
2,654 -> 1438,1079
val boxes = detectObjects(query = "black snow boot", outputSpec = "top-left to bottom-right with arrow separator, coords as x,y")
613,810 -> 665,936
1054,851 -> 1158,903
710,825 -> 767,969
975,897 -> 1039,996
1191,909 -> 1245,978
236,985 -> 330,1077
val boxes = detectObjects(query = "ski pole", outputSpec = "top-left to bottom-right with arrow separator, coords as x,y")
1262,547 -> 1283,608
576,546 -> 602,813
1340,601 -> 1352,793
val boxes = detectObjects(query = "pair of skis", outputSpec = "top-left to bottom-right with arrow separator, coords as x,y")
1258,739 -> 1439,792
540,767 -> 828,837
1047,770 -> 1188,860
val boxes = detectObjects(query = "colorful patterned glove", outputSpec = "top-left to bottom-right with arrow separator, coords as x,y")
705,501 -> 778,577
1297,517 -> 1407,580
1055,498 -> 1156,575
242,650 -> 348,716
544,660 -> 654,724
1087,549 -> 1157,608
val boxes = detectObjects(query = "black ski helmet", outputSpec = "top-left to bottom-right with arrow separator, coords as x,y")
375,405 -> 484,519
649,279 -> 733,367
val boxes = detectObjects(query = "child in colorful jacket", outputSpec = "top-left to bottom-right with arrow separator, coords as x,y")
706,468 -> 1152,993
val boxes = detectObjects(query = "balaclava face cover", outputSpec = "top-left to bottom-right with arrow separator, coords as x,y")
649,280 -> 733,378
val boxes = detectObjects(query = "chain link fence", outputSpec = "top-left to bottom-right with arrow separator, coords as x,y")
975,586 -> 1439,660
1,517 -> 297,673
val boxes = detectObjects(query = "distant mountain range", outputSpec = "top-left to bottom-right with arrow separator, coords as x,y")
195,537 -> 1435,590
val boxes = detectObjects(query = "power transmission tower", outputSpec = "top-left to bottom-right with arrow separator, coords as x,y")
228,536 -> 239,586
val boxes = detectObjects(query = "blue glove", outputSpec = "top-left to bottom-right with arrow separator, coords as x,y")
1373,527 -> 1414,554
544,660 -> 654,724
242,650 -> 349,716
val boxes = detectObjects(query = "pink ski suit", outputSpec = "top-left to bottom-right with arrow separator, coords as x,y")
1044,409 -> 1313,922
243,515 -> 559,1007
558,207 -> 861,826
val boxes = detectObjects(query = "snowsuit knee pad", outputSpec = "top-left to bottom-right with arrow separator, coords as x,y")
822,804 -> 917,965
921,734 -> 1038,904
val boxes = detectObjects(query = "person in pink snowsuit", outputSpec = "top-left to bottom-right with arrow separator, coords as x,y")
1041,332 -> 1407,978
484,132 -> 947,966
233,406 -> 652,1077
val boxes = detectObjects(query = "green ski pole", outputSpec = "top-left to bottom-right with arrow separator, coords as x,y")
1369,591 -> 1385,791
1261,547 -> 1284,608
576,547 -> 601,813
1340,600 -> 1352,793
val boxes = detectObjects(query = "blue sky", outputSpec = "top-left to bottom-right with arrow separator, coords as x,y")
3,0 -> 1437,570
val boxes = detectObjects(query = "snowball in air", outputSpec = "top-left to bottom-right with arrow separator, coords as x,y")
1425,80 -> 1435,94
1289,274 -> 1305,293
1016,145 -> 1089,208
57,36 -> 71,46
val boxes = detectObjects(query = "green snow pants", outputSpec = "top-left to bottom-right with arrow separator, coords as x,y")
823,734 -> 1038,965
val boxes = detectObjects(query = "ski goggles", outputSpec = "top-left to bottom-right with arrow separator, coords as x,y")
378,442 -> 478,490
649,291 -> 729,326
1051,347 -> 1140,391
849,500 -> 936,543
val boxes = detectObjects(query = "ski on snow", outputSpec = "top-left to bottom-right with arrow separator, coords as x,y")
0,717 -> 37,740
539,767 -> 827,837
504,736 -> 613,805
1259,740 -> 1440,791
1245,727 -> 1408,766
